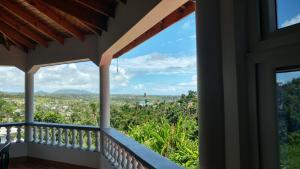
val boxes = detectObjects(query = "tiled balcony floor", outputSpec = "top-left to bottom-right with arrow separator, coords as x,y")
9,158 -> 95,169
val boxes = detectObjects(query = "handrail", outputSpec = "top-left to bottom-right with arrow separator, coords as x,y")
27,122 -> 100,131
0,122 -> 26,127
101,128 -> 183,169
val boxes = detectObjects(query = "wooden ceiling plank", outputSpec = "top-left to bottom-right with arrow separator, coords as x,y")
0,21 -> 34,49
0,10 -> 48,47
43,0 -> 108,31
0,0 -> 64,44
74,0 -> 116,17
113,1 -> 195,58
26,0 -> 85,42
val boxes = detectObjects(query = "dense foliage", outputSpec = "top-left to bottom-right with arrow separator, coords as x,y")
111,91 -> 199,168
278,78 -> 300,169
0,91 -> 199,168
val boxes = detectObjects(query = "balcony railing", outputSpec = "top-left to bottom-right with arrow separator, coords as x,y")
28,122 -> 100,152
0,122 -> 26,143
0,122 -> 183,169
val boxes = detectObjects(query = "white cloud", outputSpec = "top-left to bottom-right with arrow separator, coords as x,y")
110,65 -> 131,88
152,75 -> 197,93
0,66 -> 24,92
0,54 -> 197,95
134,84 -> 144,90
281,13 -> 300,28
178,75 -> 197,87
114,53 -> 196,76
35,62 -> 99,93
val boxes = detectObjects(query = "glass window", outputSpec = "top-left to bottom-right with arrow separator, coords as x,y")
276,70 -> 300,169
277,0 -> 300,28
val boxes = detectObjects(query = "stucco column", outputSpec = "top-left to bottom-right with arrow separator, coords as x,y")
196,0 -> 225,168
100,64 -> 110,128
25,72 -> 34,142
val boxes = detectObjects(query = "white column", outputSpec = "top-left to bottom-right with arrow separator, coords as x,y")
25,72 -> 34,142
196,0 -> 225,169
100,64 -> 110,128
99,64 -> 110,168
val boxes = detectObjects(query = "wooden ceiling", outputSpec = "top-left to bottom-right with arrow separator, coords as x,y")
0,0 -> 123,51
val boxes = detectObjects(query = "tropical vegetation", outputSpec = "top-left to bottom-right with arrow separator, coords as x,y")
0,90 -> 199,168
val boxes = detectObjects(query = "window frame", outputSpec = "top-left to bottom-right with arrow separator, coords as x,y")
261,0 -> 300,40
249,40 -> 300,169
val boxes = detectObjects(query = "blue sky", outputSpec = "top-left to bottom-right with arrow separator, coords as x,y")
0,2 -> 300,95
277,0 -> 300,28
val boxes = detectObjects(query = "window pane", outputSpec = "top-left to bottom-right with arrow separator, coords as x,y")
277,71 -> 300,169
277,0 -> 300,28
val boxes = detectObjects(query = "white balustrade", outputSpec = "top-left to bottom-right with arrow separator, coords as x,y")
0,123 -> 25,144
26,123 -> 101,152
0,123 -> 182,169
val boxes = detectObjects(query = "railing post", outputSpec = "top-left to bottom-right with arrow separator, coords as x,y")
25,72 -> 35,142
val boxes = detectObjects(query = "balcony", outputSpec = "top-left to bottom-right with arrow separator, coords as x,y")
0,122 -> 183,169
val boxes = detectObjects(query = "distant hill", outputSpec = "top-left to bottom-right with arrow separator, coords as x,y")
35,90 -> 49,96
52,89 -> 94,95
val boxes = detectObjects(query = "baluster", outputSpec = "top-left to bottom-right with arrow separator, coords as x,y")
121,151 -> 128,169
79,129 -> 83,150
71,129 -> 76,149
58,128 -> 62,146
108,139 -> 113,159
104,137 -> 109,158
45,127 -> 49,145
5,127 -> 11,143
95,130 -> 100,152
39,126 -> 43,144
51,127 -> 56,146
117,147 -> 123,168
87,130 -> 91,151
33,126 -> 37,142
65,128 -> 69,148
137,163 -> 146,169
114,144 -> 120,167
110,142 -> 116,163
16,126 -> 22,143
132,157 -> 138,169
126,154 -> 133,169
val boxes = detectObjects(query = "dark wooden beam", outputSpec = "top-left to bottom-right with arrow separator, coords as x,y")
0,10 -> 48,47
7,36 -> 28,52
119,0 -> 126,4
113,1 -> 195,58
0,33 -> 10,50
74,0 -> 116,17
0,21 -> 34,49
25,0 -> 85,42
0,0 -> 64,44
43,0 -> 108,31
